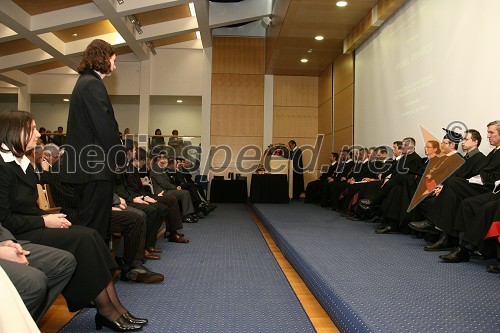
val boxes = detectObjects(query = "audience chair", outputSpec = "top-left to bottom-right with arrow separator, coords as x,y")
36,184 -> 61,213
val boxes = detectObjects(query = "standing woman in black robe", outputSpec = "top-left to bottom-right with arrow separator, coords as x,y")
0,110 -> 144,331
61,39 -> 124,240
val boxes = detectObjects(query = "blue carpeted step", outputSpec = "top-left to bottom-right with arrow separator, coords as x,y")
60,204 -> 315,333
252,201 -> 500,333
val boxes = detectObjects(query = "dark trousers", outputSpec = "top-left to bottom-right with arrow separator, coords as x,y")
458,193 -> 499,257
152,194 -> 183,231
73,180 -> 114,240
127,202 -> 163,248
430,177 -> 490,236
110,207 -> 146,269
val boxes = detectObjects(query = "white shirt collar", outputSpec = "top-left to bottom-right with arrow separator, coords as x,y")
0,143 -> 31,174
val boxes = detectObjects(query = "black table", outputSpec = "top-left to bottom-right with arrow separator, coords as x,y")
209,179 -> 248,203
249,174 -> 289,203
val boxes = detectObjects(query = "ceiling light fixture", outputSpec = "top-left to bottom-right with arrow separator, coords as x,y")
63,98 -> 69,102
72,33 -> 78,37
117,0 -> 124,4
315,35 -> 324,41
177,100 -> 183,103
307,49 -> 313,53
336,1 -> 348,7
300,58 -> 308,63
145,41 -> 157,55
128,15 -> 142,34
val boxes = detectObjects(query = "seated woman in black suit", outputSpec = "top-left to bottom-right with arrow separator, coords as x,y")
0,110 -> 145,331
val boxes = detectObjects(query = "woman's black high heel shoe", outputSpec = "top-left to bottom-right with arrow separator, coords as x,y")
95,312 -> 142,331
122,312 -> 148,325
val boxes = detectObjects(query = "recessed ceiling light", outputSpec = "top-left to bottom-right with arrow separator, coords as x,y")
300,58 -> 308,63
336,1 -> 348,7
307,49 -> 313,53
177,100 -> 183,103
72,33 -> 78,37
63,98 -> 69,102
315,35 -> 324,41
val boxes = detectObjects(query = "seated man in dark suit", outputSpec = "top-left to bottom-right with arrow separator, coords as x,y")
166,157 -> 216,216
0,225 -> 76,322
150,154 -> 199,221
438,183 -> 499,267
116,140 -> 190,243
343,145 -> 393,218
304,152 -> 338,204
331,148 -> 375,212
360,137 -> 424,233
319,148 -> 351,207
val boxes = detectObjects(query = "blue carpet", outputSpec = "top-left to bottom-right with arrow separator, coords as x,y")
60,204 -> 315,333
252,201 -> 500,333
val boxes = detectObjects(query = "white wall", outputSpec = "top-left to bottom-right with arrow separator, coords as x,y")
150,104 -> 201,137
114,104 -> 140,134
150,48 -> 203,96
354,0 -> 500,155
30,103 -> 69,130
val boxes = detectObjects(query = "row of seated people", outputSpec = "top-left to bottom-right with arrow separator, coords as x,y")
0,110 -> 146,331
1,118 -> 217,330
305,120 -> 500,274
34,139 -> 215,279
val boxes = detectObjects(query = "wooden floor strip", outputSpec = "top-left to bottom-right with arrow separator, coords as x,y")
247,206 -> 340,333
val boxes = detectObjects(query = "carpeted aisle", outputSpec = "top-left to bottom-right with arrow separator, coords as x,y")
59,204 -> 315,333
252,201 -> 500,333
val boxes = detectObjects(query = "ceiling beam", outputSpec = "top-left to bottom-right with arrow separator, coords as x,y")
30,3 -> 105,33
93,0 -> 149,60
0,71 -> 28,87
0,49 -> 53,72
193,0 -> 211,48
115,0 -> 190,16
0,0 -> 79,70
136,16 -> 198,42
209,0 -> 272,29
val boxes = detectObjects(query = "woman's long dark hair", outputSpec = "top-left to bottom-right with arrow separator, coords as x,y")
0,110 -> 34,157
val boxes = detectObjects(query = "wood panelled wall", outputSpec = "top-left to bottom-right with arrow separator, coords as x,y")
273,75 -> 319,187
318,64 -> 333,170
211,37 -> 265,177
333,54 -> 354,152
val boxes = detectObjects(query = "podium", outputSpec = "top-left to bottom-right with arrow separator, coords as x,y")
263,156 -> 293,198
249,156 -> 292,203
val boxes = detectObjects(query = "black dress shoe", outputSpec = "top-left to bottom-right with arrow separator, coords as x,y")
95,312 -> 142,331
424,232 -> 451,252
201,204 -> 216,216
409,220 -> 438,233
486,262 -> 500,274
375,225 -> 398,234
182,216 -> 197,223
440,246 -> 470,263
